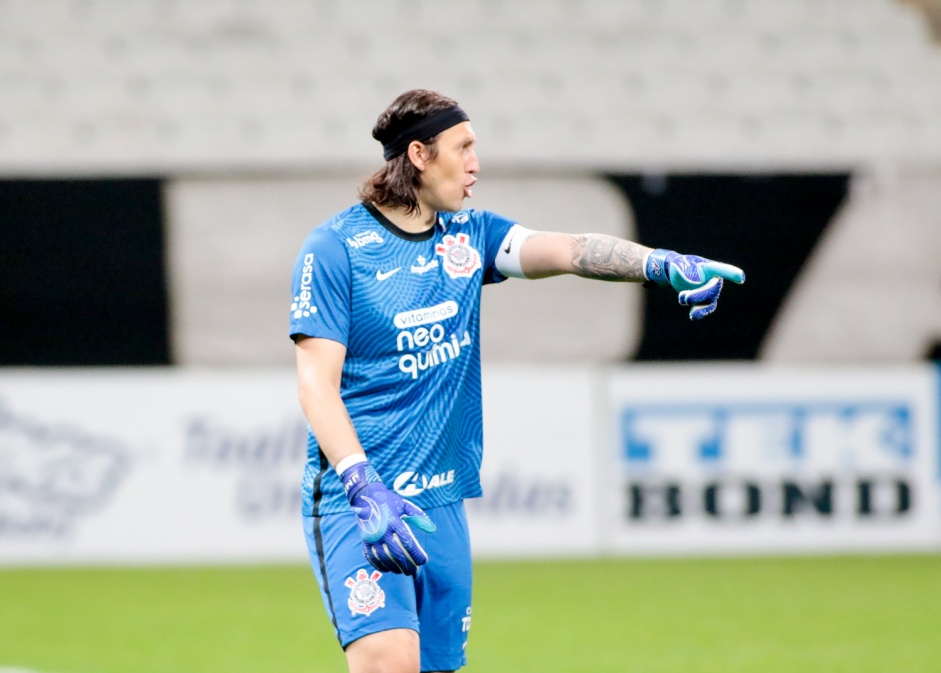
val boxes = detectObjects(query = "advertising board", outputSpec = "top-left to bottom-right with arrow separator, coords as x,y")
605,365 -> 941,555
0,371 -> 308,564
1,365 -> 938,564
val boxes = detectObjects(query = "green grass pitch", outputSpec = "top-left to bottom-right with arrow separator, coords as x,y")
1,555 -> 940,673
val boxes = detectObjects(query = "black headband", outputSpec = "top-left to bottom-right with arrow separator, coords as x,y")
380,106 -> 470,161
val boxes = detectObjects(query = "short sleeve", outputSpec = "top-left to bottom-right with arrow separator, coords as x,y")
475,210 -> 518,285
288,225 -> 351,345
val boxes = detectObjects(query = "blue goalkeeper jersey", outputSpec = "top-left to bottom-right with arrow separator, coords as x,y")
289,202 -> 517,516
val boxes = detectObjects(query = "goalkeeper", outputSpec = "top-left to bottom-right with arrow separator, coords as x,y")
290,89 -> 744,673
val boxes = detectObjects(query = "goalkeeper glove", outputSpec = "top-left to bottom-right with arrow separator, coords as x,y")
644,249 -> 746,320
340,458 -> 436,575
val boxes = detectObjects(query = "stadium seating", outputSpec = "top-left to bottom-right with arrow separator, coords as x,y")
2,0 -> 940,365
1,0 -> 940,172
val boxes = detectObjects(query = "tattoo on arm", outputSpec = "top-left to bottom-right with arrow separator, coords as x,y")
569,234 -> 647,281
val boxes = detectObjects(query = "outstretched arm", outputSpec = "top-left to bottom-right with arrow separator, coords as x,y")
509,230 -> 745,320
518,232 -> 652,281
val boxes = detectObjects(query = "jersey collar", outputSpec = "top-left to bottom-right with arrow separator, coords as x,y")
363,202 -> 440,242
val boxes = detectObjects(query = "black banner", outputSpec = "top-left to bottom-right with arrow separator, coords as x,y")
0,178 -> 169,365
606,174 -> 850,361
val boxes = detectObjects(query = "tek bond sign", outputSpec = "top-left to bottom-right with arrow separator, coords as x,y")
606,366 -> 941,555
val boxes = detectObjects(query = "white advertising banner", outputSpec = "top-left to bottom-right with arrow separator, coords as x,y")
0,370 -> 310,565
605,365 -> 941,555
469,366 -> 599,558
0,367 -> 599,564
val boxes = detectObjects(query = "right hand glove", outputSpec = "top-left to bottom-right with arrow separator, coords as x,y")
644,248 -> 746,320
340,459 -> 436,575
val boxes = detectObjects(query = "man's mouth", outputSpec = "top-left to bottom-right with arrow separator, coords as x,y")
464,178 -> 476,198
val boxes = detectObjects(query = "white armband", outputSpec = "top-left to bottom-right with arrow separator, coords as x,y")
494,224 -> 535,279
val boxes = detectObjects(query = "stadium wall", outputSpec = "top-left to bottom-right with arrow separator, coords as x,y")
0,365 -> 938,565
3,169 -> 939,369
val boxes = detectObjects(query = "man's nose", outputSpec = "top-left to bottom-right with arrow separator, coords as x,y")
467,151 -> 479,174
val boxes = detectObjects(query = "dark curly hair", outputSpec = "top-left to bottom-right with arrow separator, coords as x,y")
359,89 -> 460,215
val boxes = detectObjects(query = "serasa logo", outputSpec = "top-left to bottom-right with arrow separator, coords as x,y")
292,253 -> 318,319
393,470 -> 456,497
346,230 -> 383,249
393,302 -> 471,379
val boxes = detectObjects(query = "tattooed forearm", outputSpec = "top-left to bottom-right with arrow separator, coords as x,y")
569,234 -> 648,281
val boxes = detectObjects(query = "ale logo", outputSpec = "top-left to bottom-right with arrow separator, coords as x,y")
393,469 -> 456,497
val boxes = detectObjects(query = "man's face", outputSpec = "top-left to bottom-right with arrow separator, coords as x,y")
418,121 -> 479,213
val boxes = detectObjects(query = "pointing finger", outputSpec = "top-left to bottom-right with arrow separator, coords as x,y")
701,261 -> 745,284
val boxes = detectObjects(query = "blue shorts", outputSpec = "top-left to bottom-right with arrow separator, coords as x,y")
303,500 -> 473,672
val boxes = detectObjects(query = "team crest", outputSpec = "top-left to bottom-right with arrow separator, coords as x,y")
435,233 -> 481,279
346,568 -> 385,617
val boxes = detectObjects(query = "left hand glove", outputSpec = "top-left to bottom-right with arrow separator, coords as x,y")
645,249 -> 746,320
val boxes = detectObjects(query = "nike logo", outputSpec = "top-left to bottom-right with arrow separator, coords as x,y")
503,234 -> 516,255
376,267 -> 401,281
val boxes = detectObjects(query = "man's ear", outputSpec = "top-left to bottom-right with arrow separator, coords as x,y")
407,141 -> 429,171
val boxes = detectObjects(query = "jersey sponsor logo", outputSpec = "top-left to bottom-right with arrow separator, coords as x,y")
393,470 -> 456,497
393,301 -> 458,329
451,211 -> 469,224
393,301 -> 469,378
291,253 -> 318,319
346,230 -> 384,249
397,327 -> 471,379
410,255 -> 439,275
375,267 -> 401,281
345,568 -> 385,617
435,233 -> 481,279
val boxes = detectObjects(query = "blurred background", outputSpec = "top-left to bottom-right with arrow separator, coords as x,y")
2,1 -> 941,671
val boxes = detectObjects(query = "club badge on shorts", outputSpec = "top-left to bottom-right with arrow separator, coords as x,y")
346,568 -> 385,617
436,233 -> 481,279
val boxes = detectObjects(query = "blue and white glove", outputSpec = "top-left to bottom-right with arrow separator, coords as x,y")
644,249 -> 746,320
340,458 -> 436,576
